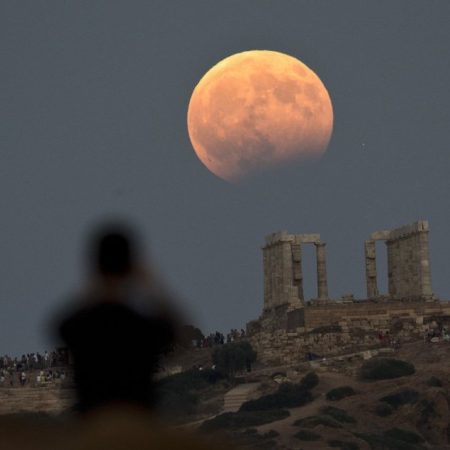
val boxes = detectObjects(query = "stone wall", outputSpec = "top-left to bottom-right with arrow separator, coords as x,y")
249,299 -> 450,365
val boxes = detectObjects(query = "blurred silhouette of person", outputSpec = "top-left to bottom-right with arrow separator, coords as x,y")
58,223 -> 178,414
1,224 -> 234,450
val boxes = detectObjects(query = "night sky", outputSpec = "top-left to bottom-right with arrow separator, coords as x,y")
1,1 -> 450,355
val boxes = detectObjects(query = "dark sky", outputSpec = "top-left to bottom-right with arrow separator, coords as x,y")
1,1 -> 450,355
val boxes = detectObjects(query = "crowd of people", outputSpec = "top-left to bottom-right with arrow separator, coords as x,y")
378,325 -> 450,347
377,331 -> 401,350
0,349 -> 69,387
1,349 -> 68,373
192,328 -> 246,348
0,368 -> 68,387
424,325 -> 450,342
0,326 -> 248,388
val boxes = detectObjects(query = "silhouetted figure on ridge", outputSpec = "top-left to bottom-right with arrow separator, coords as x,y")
59,224 -> 177,413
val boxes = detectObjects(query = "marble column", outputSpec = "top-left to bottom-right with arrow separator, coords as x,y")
291,243 -> 304,302
365,240 -> 379,298
315,242 -> 328,299
418,230 -> 433,297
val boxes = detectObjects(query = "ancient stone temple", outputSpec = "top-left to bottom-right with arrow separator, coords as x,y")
248,220 -> 450,365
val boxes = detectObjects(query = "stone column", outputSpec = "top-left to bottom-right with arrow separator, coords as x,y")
291,243 -> 304,302
315,242 -> 328,299
386,240 -> 396,297
364,240 -> 378,298
418,229 -> 433,297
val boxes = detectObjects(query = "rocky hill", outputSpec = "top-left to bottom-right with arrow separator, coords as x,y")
182,340 -> 450,449
2,340 -> 450,449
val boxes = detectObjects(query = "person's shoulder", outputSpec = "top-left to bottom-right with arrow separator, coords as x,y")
58,295 -> 101,340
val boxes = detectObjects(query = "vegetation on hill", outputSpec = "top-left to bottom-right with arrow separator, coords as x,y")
417,398 -> 437,428
384,428 -> 424,444
212,341 -> 257,377
239,372 -> 318,412
300,371 -> 319,390
326,386 -> 356,401
359,358 -> 415,381
200,409 -> 289,431
224,428 -> 280,450
294,415 -> 343,429
379,389 -> 419,409
202,371 -> 319,438
178,325 -> 204,348
426,376 -> 442,387
240,383 -> 313,411
355,428 -> 426,450
157,368 -> 222,393
374,402 -> 393,417
155,368 -> 225,418
328,439 -> 360,450
294,429 -> 321,441
320,406 -> 356,424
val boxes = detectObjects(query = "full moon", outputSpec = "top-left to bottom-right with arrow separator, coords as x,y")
187,50 -> 333,182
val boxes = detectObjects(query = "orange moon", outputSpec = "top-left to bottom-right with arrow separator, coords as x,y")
187,50 -> 333,182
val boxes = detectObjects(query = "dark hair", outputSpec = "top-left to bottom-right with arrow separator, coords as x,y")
90,224 -> 137,275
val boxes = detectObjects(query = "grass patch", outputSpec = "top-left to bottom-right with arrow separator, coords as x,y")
359,358 -> 415,381
294,429 -> 321,441
321,406 -> 356,424
379,389 -> 419,409
293,415 -> 342,429
328,440 -> 359,450
326,386 -> 356,401
240,381 -> 313,411
200,409 -> 289,431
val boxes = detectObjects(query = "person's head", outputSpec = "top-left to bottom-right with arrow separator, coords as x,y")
89,223 -> 138,277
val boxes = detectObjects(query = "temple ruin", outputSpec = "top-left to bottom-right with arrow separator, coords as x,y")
248,220 -> 450,365
365,220 -> 432,300
263,232 -> 328,312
